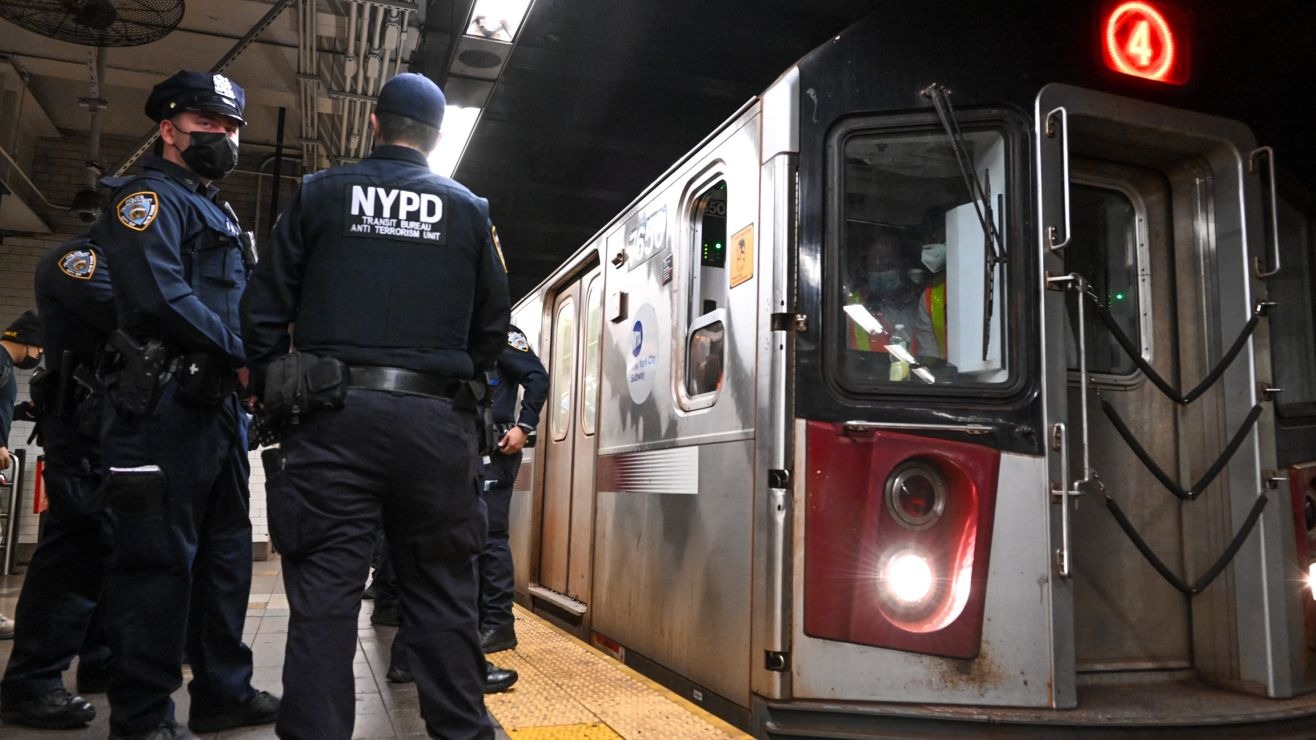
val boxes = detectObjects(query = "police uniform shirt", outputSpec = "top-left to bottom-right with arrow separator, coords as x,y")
242,144 -> 510,378
491,326 -> 548,430
35,236 -> 117,377
90,154 -> 246,364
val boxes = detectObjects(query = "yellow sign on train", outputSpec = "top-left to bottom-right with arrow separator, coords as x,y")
729,224 -> 754,288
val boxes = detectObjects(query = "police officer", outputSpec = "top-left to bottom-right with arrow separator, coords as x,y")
478,324 -> 547,653
91,70 -> 278,740
0,238 -> 114,730
0,311 -> 43,472
241,72 -> 509,740
0,311 -> 43,642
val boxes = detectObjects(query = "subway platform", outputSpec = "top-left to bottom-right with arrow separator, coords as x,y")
0,556 -> 747,739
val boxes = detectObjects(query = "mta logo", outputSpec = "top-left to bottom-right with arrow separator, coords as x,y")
632,321 -> 643,357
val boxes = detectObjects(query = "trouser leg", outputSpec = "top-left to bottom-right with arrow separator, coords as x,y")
477,452 -> 517,631
270,399 -> 381,740
1,457 -> 110,702
187,417 -> 257,713
384,394 -> 491,740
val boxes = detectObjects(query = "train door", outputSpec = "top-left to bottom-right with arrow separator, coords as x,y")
1038,84 -> 1306,697
534,266 -> 603,615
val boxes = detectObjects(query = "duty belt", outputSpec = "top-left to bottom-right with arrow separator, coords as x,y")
348,365 -> 461,400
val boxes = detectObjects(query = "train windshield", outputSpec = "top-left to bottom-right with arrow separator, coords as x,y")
833,126 -> 1009,390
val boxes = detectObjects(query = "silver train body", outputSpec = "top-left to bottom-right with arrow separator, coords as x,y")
502,4 -> 1316,736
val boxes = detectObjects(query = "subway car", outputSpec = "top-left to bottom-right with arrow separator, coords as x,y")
503,1 -> 1316,735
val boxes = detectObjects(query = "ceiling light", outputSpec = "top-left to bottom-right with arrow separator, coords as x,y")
428,106 -> 482,179
465,0 -> 535,43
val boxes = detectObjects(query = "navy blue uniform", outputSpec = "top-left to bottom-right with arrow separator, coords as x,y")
91,154 -> 258,736
242,143 -> 509,740
1,238 -> 115,710
479,326 -> 547,633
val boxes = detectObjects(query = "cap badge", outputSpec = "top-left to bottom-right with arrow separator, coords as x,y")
117,191 -> 160,231
59,249 -> 97,280
212,74 -> 236,100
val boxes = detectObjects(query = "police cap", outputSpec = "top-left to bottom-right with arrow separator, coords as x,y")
3,311 -> 43,346
375,73 -> 445,130
146,70 -> 247,126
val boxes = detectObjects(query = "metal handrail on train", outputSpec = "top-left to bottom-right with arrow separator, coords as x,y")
1043,107 -> 1073,251
1249,146 -> 1282,278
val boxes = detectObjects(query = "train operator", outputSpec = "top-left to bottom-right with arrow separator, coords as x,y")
93,70 -> 278,740
1,238 -> 114,730
242,72 -> 510,740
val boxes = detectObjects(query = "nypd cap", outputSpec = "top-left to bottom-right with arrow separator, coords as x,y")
375,73 -> 445,130
3,311 -> 43,346
146,70 -> 247,126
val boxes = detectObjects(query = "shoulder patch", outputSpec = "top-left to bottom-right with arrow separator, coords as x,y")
491,225 -> 508,272
508,329 -> 530,352
117,191 -> 159,231
58,249 -> 97,280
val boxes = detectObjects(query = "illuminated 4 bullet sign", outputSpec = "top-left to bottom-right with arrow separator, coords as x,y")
1101,1 -> 1191,84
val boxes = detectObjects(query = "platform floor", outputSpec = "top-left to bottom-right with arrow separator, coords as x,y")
0,555 -> 748,739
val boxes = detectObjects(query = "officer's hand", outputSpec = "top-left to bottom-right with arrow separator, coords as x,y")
236,367 -> 258,412
13,401 -> 37,422
497,426 -> 528,455
0,447 -> 10,470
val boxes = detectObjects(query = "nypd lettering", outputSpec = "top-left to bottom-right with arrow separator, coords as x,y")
344,185 -> 446,244
117,191 -> 160,231
59,249 -> 97,280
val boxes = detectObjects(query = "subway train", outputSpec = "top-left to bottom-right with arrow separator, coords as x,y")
502,2 -> 1316,735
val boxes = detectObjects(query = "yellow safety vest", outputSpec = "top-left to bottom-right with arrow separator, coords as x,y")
923,278 -> 947,358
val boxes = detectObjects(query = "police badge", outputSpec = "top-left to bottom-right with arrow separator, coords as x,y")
508,330 -> 530,352
59,249 -> 97,280
117,191 -> 159,231
213,74 -> 237,100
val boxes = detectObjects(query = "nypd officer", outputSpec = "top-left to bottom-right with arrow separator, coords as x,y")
477,325 -> 547,653
0,311 -> 43,641
242,73 -> 509,740
0,238 -> 114,730
91,71 -> 278,740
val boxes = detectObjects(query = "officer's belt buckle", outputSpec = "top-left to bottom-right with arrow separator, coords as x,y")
347,366 -> 461,400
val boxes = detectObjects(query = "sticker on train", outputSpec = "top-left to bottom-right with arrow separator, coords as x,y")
626,303 -> 659,403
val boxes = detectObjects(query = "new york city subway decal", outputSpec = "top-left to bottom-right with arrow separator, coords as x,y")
344,185 -> 447,244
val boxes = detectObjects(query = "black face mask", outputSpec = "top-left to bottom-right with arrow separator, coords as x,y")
14,350 -> 40,370
175,128 -> 239,180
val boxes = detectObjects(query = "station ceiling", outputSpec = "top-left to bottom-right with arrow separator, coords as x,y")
0,0 -> 874,298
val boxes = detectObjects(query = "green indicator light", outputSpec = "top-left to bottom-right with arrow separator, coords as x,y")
1114,292 -> 1126,301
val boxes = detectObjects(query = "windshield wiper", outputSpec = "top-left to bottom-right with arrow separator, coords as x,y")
921,83 -> 1007,361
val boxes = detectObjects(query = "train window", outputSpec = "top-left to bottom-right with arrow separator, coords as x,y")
834,128 -> 1009,390
550,297 -> 576,441
1270,196 -> 1316,416
1063,185 -> 1144,375
685,180 -> 728,399
581,276 -> 602,434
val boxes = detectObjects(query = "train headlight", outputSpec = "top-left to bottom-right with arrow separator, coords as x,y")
882,550 -> 935,605
1307,563 -> 1316,601
885,462 -> 947,531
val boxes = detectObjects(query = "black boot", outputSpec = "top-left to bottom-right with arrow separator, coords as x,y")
1,688 -> 95,729
187,690 -> 280,733
386,663 -> 414,683
479,624 -> 517,653
485,661 -> 518,693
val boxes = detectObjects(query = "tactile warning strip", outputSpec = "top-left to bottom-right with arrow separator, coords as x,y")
487,605 -> 749,739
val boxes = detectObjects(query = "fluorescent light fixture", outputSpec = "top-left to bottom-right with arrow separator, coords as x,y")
428,106 -> 482,178
466,0 -> 535,43
843,304 -> 885,336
